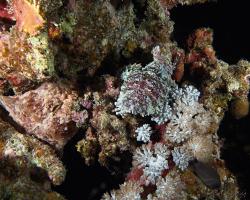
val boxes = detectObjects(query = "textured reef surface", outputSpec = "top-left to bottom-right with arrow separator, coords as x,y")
0,0 -> 250,199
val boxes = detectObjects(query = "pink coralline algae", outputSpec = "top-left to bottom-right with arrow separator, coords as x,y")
0,82 -> 88,150
0,1 -> 14,21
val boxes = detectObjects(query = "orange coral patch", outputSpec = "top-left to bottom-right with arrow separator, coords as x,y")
12,0 -> 45,35
48,23 -> 61,40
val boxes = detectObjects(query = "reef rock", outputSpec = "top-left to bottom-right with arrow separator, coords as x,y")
0,118 -> 66,186
0,81 -> 88,150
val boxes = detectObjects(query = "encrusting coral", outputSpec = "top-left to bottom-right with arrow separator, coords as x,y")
186,28 -> 250,120
53,0 -> 176,78
0,0 -> 250,199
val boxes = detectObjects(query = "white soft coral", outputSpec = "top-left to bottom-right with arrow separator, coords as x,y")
133,143 -> 170,185
136,124 -> 153,143
155,172 -> 186,200
172,146 -> 193,170
102,181 -> 142,200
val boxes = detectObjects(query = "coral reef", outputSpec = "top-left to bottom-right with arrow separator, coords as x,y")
100,30 -> 249,199
0,0 -> 249,199
102,181 -> 142,200
53,0 -> 176,78
149,171 -> 186,200
186,28 -> 250,120
76,76 -> 137,167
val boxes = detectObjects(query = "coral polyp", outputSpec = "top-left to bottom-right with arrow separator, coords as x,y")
153,171 -> 186,200
102,181 -> 143,200
132,143 -> 170,185
136,124 -> 153,143
172,146 -> 193,171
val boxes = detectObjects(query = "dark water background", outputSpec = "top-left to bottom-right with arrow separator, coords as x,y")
54,0 -> 250,199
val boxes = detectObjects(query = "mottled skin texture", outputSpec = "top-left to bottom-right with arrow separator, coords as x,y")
0,82 -> 85,150
102,28 -> 246,199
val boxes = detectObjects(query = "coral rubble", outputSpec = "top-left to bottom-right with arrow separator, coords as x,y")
0,0 -> 250,199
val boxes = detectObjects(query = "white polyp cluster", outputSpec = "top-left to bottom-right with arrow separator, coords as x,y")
136,124 -> 153,143
154,172 -> 186,200
102,181 -> 143,200
172,146 -> 193,171
109,46 -> 218,198
133,144 -> 170,185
